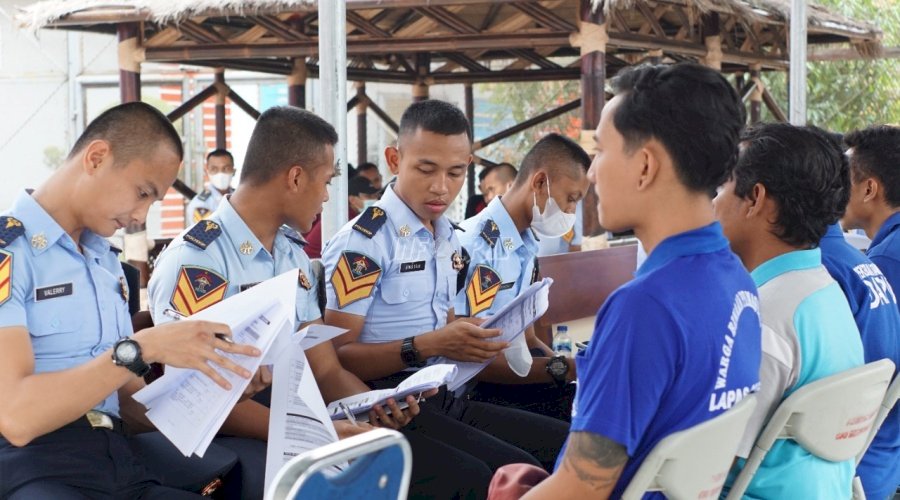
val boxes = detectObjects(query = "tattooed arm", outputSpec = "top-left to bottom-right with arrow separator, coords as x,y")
523,431 -> 629,499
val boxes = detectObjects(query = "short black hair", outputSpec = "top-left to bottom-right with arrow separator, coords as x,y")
733,123 -> 849,247
514,133 -> 590,187
399,99 -> 472,143
844,125 -> 900,207
206,148 -> 234,163
240,106 -> 338,185
356,162 -> 378,173
69,101 -> 183,165
478,165 -> 495,181
610,63 -> 745,194
490,162 -> 518,183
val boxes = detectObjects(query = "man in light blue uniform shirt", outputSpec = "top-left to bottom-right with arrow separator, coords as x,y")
536,201 -> 583,256
515,63 -> 761,500
185,149 -> 235,224
455,133 -> 590,421
323,100 -> 569,474
840,124 -> 900,499
716,123 -> 865,498
0,103 -> 259,498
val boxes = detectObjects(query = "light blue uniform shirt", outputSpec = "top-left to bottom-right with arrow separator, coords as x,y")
0,191 -> 131,416
454,197 -> 538,317
149,197 -> 320,329
185,183 -> 230,224
322,185 -> 460,345
536,200 -> 581,257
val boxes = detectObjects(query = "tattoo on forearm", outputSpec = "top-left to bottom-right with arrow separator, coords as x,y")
562,431 -> 628,492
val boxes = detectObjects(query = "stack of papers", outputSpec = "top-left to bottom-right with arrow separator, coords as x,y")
326,364 -> 458,420
132,270 -> 298,457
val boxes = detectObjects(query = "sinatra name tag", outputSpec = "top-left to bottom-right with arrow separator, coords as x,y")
400,261 -> 426,273
35,283 -> 73,301
239,282 -> 260,292
500,282 -> 515,290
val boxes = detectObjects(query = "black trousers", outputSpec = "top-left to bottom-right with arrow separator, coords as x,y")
0,426 -> 202,499
470,381 -> 577,423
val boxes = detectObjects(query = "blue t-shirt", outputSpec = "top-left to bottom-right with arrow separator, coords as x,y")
829,220 -> 900,498
556,222 -> 762,498
868,212 -> 900,298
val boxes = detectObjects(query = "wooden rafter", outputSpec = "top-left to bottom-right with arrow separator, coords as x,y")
414,6 -> 479,34
510,2 -> 577,32
249,14 -> 309,41
635,1 -> 665,38
480,2 -> 504,31
178,19 -> 226,44
507,48 -> 561,69
346,10 -> 392,37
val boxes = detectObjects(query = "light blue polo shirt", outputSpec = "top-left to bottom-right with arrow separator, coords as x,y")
149,197 -> 320,330
0,191 -> 132,416
723,248 -> 865,499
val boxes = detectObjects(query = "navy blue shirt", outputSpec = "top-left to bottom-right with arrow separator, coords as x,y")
556,222 -> 762,498
826,222 -> 900,498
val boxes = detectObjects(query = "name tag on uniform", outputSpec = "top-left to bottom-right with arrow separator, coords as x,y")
35,283 -> 73,301
240,282 -> 260,292
500,282 -> 515,290
400,261 -> 426,273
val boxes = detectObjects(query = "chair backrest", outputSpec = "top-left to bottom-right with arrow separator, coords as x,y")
726,359 -> 895,500
265,428 -> 411,500
621,395 -> 757,500
857,370 -> 900,464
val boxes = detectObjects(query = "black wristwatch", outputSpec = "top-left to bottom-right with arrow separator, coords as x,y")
400,336 -> 426,368
546,355 -> 569,385
112,338 -> 151,377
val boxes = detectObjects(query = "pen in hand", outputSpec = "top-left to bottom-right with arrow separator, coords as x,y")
339,402 -> 359,427
162,308 -> 234,344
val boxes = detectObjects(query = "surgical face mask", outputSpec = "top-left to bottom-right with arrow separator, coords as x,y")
362,199 -> 378,210
531,178 -> 576,239
210,172 -> 233,191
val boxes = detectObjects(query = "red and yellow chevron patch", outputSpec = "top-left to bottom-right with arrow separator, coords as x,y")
170,266 -> 228,316
0,250 -> 11,306
331,251 -> 381,308
466,264 -> 502,316
562,227 -> 575,243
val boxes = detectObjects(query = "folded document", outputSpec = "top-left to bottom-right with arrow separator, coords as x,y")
326,363 -> 458,419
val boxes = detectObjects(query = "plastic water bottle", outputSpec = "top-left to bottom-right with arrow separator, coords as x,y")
552,325 -> 573,358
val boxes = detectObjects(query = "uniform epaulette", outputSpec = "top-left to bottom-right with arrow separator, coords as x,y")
0,216 -> 25,248
280,225 -> 308,246
184,220 -> 222,250
109,244 -> 123,255
197,189 -> 212,201
450,221 -> 465,232
352,206 -> 388,239
480,219 -> 500,248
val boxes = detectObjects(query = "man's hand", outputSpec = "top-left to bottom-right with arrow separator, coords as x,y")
367,388 -> 438,429
134,320 -> 260,390
334,419 -> 375,439
239,365 -> 273,403
417,318 -> 506,362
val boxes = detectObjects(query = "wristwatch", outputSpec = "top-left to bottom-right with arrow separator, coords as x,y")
546,355 -> 569,385
400,336 -> 426,368
112,338 -> 151,377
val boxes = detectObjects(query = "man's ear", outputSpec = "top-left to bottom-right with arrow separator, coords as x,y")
864,178 -> 880,203
636,142 -> 662,191
83,139 -> 112,175
746,183 -> 768,218
286,165 -> 304,192
385,146 -> 400,175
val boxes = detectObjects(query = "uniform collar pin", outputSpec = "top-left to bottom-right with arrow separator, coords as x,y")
399,225 -> 411,237
31,232 -> 47,250
503,238 -> 514,250
239,241 -> 253,255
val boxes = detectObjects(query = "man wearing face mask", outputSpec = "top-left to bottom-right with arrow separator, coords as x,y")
454,134 -> 590,422
185,149 -> 236,224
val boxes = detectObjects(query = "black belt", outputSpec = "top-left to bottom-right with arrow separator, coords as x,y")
61,410 -> 126,434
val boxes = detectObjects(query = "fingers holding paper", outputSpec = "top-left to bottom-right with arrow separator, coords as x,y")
419,319 -> 507,363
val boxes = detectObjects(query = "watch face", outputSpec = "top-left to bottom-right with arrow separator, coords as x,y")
549,358 -> 568,377
116,342 -> 138,363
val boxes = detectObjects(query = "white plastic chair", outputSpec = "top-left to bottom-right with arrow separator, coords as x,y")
621,395 -> 758,500
265,428 -> 412,500
852,371 -> 900,500
726,359 -> 896,500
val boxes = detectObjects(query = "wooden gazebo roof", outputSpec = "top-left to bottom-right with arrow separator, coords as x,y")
18,0 -> 882,83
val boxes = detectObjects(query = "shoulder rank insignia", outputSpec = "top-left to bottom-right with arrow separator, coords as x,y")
280,225 -> 308,247
0,216 -> 25,248
562,227 -> 575,244
109,244 -> 123,255
184,220 -> 222,250
466,264 -> 502,316
352,206 -> 387,239
193,207 -> 211,223
197,189 -> 212,202
0,249 -> 13,306
456,247 -> 471,294
170,265 -> 228,316
531,256 -> 540,285
450,221 -> 465,232
331,251 -> 382,308
480,219 -> 500,248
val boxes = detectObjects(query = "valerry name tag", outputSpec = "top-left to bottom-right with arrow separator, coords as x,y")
35,283 -> 73,301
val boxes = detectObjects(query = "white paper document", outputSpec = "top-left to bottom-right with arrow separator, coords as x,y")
264,335 -> 341,495
325,363 -> 458,420
443,278 -> 553,392
132,269 -> 298,457
299,324 -> 348,351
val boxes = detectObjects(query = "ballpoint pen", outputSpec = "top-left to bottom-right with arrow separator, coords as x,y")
338,402 -> 359,427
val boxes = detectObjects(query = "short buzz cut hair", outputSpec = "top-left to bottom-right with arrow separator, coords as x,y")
609,63 -> 745,194
733,123 -> 849,247
844,125 -> 900,208
206,148 -> 234,163
69,101 -> 183,165
240,106 -> 338,185
489,162 -> 518,184
398,99 -> 472,143
514,133 -> 590,187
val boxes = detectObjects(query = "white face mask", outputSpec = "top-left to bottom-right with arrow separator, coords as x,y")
209,172 -> 233,191
362,199 -> 378,210
531,178 -> 576,239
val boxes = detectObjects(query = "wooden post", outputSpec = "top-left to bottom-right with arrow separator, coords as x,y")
648,49 -> 663,64
465,82 -> 476,199
214,68 -> 226,149
702,13 -> 722,71
356,82 -> 368,166
574,0 -> 607,237
735,72 -> 747,120
117,23 -> 142,102
288,58 -> 307,108
413,52 -> 430,102
750,64 -> 762,123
